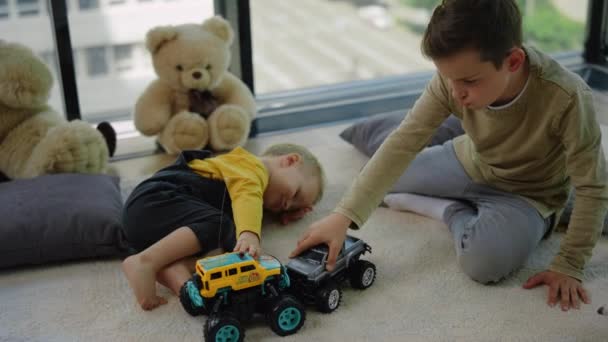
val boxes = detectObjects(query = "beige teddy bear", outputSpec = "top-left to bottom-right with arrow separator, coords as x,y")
134,16 -> 257,154
0,41 -> 111,179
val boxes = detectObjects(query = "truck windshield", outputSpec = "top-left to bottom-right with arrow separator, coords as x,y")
300,249 -> 326,264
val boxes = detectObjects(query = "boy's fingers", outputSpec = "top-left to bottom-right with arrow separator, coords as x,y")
578,287 -> 591,304
290,234 -> 316,258
548,284 -> 559,307
570,287 -> 580,309
325,242 -> 341,271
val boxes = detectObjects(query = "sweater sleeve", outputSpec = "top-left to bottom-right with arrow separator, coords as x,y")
549,88 -> 608,280
226,177 -> 265,239
335,73 -> 452,228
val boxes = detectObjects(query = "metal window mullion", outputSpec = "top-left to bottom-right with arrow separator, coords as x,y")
214,0 -> 254,94
214,0 -> 256,136
584,0 -> 608,65
48,0 -> 81,120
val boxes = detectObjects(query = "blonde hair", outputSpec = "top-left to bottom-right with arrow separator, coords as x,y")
262,143 -> 325,204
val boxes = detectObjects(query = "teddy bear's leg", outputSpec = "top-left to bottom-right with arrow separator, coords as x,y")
208,104 -> 251,151
26,120 -> 109,177
159,110 -> 209,154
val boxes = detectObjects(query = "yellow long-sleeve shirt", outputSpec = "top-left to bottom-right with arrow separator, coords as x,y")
188,147 -> 269,239
335,45 -> 607,280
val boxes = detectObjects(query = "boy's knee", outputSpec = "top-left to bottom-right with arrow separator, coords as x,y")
457,244 -> 513,284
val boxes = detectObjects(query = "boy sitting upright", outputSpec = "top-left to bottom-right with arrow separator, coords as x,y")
292,0 -> 607,312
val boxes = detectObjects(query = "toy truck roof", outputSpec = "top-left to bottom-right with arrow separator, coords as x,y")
286,235 -> 370,279
197,252 -> 282,272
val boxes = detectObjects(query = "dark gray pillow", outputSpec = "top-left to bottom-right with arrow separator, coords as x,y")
0,173 -> 128,269
340,111 -> 464,157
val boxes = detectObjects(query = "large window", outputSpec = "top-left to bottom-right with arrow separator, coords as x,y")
65,0 -> 215,155
251,0 -> 434,95
0,0 -> 602,159
251,0 -> 589,95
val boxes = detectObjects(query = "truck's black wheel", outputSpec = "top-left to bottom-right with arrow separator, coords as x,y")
204,312 -> 244,342
179,278 -> 207,316
314,281 -> 342,313
349,260 -> 376,289
266,294 -> 306,336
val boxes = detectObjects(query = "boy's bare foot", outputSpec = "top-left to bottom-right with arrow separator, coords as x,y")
122,255 -> 167,310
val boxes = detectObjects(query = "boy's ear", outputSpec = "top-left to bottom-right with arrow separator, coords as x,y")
281,153 -> 301,167
506,48 -> 526,72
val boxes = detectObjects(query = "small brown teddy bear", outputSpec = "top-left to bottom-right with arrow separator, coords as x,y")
134,16 -> 257,154
0,41 -> 112,180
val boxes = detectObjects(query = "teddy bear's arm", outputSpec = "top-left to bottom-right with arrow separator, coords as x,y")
134,79 -> 175,136
212,73 -> 257,120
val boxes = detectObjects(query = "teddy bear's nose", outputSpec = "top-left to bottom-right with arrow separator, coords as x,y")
192,71 -> 202,79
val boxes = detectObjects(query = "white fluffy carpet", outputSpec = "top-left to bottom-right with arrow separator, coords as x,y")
1,124 -> 607,341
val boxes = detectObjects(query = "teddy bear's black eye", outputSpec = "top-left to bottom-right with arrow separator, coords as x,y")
176,65 -> 183,72
205,64 -> 212,71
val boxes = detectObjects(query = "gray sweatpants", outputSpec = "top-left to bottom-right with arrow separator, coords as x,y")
391,119 -> 552,284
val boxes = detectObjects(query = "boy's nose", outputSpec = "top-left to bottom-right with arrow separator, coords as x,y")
452,90 -> 467,105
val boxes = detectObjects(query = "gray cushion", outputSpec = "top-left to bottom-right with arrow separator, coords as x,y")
0,173 -> 128,269
340,112 -> 464,157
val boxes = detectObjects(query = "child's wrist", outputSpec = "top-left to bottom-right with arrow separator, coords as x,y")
238,230 -> 260,241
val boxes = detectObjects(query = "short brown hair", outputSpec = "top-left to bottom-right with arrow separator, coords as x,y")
262,143 -> 325,204
421,0 -> 522,69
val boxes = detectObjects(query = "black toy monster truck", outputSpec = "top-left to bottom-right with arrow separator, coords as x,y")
286,235 -> 376,313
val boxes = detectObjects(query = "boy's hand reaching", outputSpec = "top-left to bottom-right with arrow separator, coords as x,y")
234,231 -> 262,258
523,270 -> 590,311
280,206 -> 312,225
289,212 -> 351,271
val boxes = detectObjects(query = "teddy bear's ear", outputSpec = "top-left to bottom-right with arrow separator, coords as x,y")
145,26 -> 179,54
202,16 -> 234,46
0,42 -> 52,109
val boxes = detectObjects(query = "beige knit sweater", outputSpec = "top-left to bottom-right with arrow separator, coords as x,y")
336,46 -> 607,280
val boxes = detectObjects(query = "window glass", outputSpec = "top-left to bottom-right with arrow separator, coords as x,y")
67,0 -> 215,156
0,0 -> 64,113
113,44 -> 134,73
251,0 -> 589,95
241,265 -> 255,272
0,0 -> 9,19
17,0 -> 39,17
85,46 -> 109,76
79,0 -> 99,11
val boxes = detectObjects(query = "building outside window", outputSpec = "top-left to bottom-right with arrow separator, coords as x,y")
79,0 -> 99,11
17,0 -> 40,17
113,43 -> 134,73
250,0 -> 588,95
0,0 -> 9,19
85,46 -> 109,77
